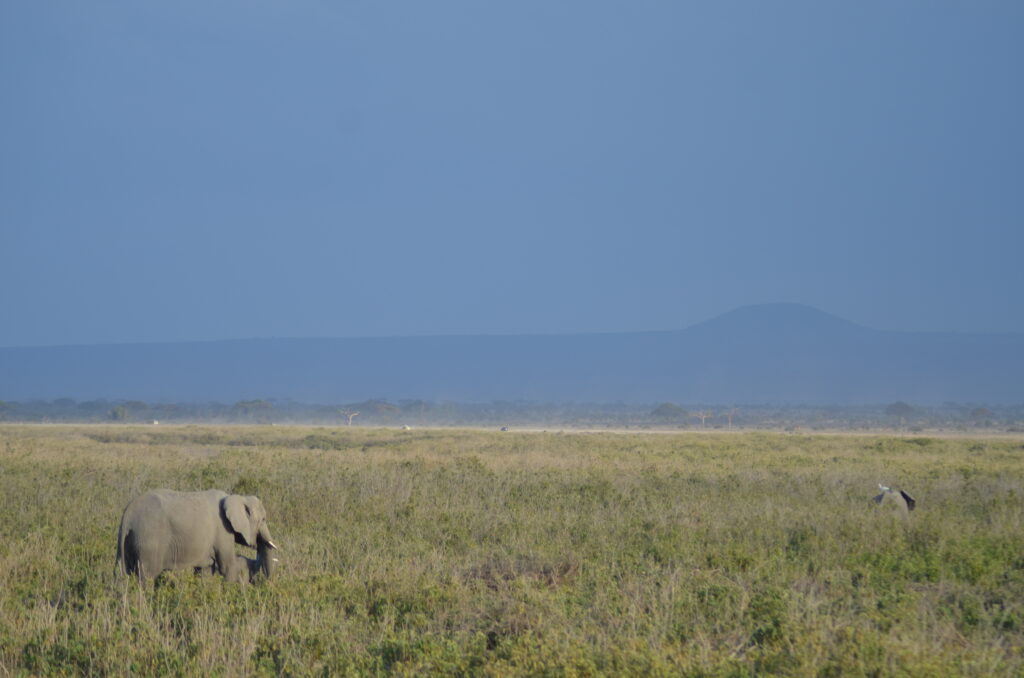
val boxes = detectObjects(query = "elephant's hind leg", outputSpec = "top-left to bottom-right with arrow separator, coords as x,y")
129,530 -> 169,581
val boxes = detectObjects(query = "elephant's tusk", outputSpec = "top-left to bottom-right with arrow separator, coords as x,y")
265,539 -> 278,549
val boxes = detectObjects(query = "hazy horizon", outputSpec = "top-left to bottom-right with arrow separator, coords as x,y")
3,302 -> 1022,405
4,302 -> 1024,351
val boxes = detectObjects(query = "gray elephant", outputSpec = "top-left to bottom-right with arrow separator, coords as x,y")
116,489 -> 277,581
230,542 -> 279,583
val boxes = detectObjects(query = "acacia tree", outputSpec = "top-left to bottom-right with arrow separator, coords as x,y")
885,402 -> 915,417
651,403 -> 688,421
694,410 -> 713,428
725,407 -> 738,428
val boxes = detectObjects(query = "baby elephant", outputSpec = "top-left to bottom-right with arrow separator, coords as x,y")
230,542 -> 280,583
116,489 -> 277,582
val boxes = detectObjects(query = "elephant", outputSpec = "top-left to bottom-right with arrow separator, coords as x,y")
230,542 -> 279,583
116,489 -> 277,582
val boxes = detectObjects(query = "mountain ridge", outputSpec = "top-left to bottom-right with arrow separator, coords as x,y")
1,304 -> 1021,405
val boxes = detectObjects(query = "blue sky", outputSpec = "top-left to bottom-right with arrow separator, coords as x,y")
1,1 -> 1022,346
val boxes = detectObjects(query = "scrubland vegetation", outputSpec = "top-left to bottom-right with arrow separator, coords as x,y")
1,424 -> 1022,676
3,397 -> 1022,433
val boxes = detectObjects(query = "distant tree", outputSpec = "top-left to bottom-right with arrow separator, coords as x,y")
401,399 -> 430,413
155,403 -> 187,418
694,410 -> 713,428
885,402 -> 915,418
108,406 -> 128,421
969,407 -> 993,427
725,407 -> 738,428
351,400 -> 400,421
78,400 -> 109,413
651,403 -> 687,420
338,409 -> 360,426
124,400 -> 149,411
885,401 -> 915,429
232,400 -> 273,420
400,399 -> 431,425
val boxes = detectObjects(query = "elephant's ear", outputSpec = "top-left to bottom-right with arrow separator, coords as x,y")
221,495 -> 254,547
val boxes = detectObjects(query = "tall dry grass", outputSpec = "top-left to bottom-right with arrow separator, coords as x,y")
0,424 -> 1022,675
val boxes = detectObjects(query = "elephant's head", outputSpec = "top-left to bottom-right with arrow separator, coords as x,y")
221,494 -> 278,551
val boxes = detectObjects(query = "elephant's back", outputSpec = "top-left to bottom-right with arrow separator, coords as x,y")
122,491 -> 168,523
121,489 -> 224,573
139,490 -> 220,533
127,489 -> 223,514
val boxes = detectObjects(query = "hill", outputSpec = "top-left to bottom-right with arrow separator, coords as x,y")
1,304 -> 1021,404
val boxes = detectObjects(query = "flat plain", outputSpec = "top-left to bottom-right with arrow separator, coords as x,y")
1,424 -> 1022,676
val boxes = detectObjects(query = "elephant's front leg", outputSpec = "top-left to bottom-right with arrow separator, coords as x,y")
214,546 -> 244,582
193,548 -> 219,577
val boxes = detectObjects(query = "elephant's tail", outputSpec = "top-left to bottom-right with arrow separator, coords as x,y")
115,522 -> 138,577
115,521 -> 126,575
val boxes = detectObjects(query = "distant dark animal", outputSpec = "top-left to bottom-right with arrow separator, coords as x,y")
500,426 -> 509,432
873,484 -> 916,512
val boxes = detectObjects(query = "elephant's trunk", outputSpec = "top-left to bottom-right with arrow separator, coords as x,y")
254,540 -> 277,579
257,522 -> 277,551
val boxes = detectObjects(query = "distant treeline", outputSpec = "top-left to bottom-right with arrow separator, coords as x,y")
0,397 -> 1021,431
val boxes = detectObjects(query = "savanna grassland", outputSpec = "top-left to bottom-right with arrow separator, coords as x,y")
1,425 -> 1022,676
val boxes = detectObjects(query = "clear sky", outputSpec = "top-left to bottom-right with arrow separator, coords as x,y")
1,1 -> 1022,347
